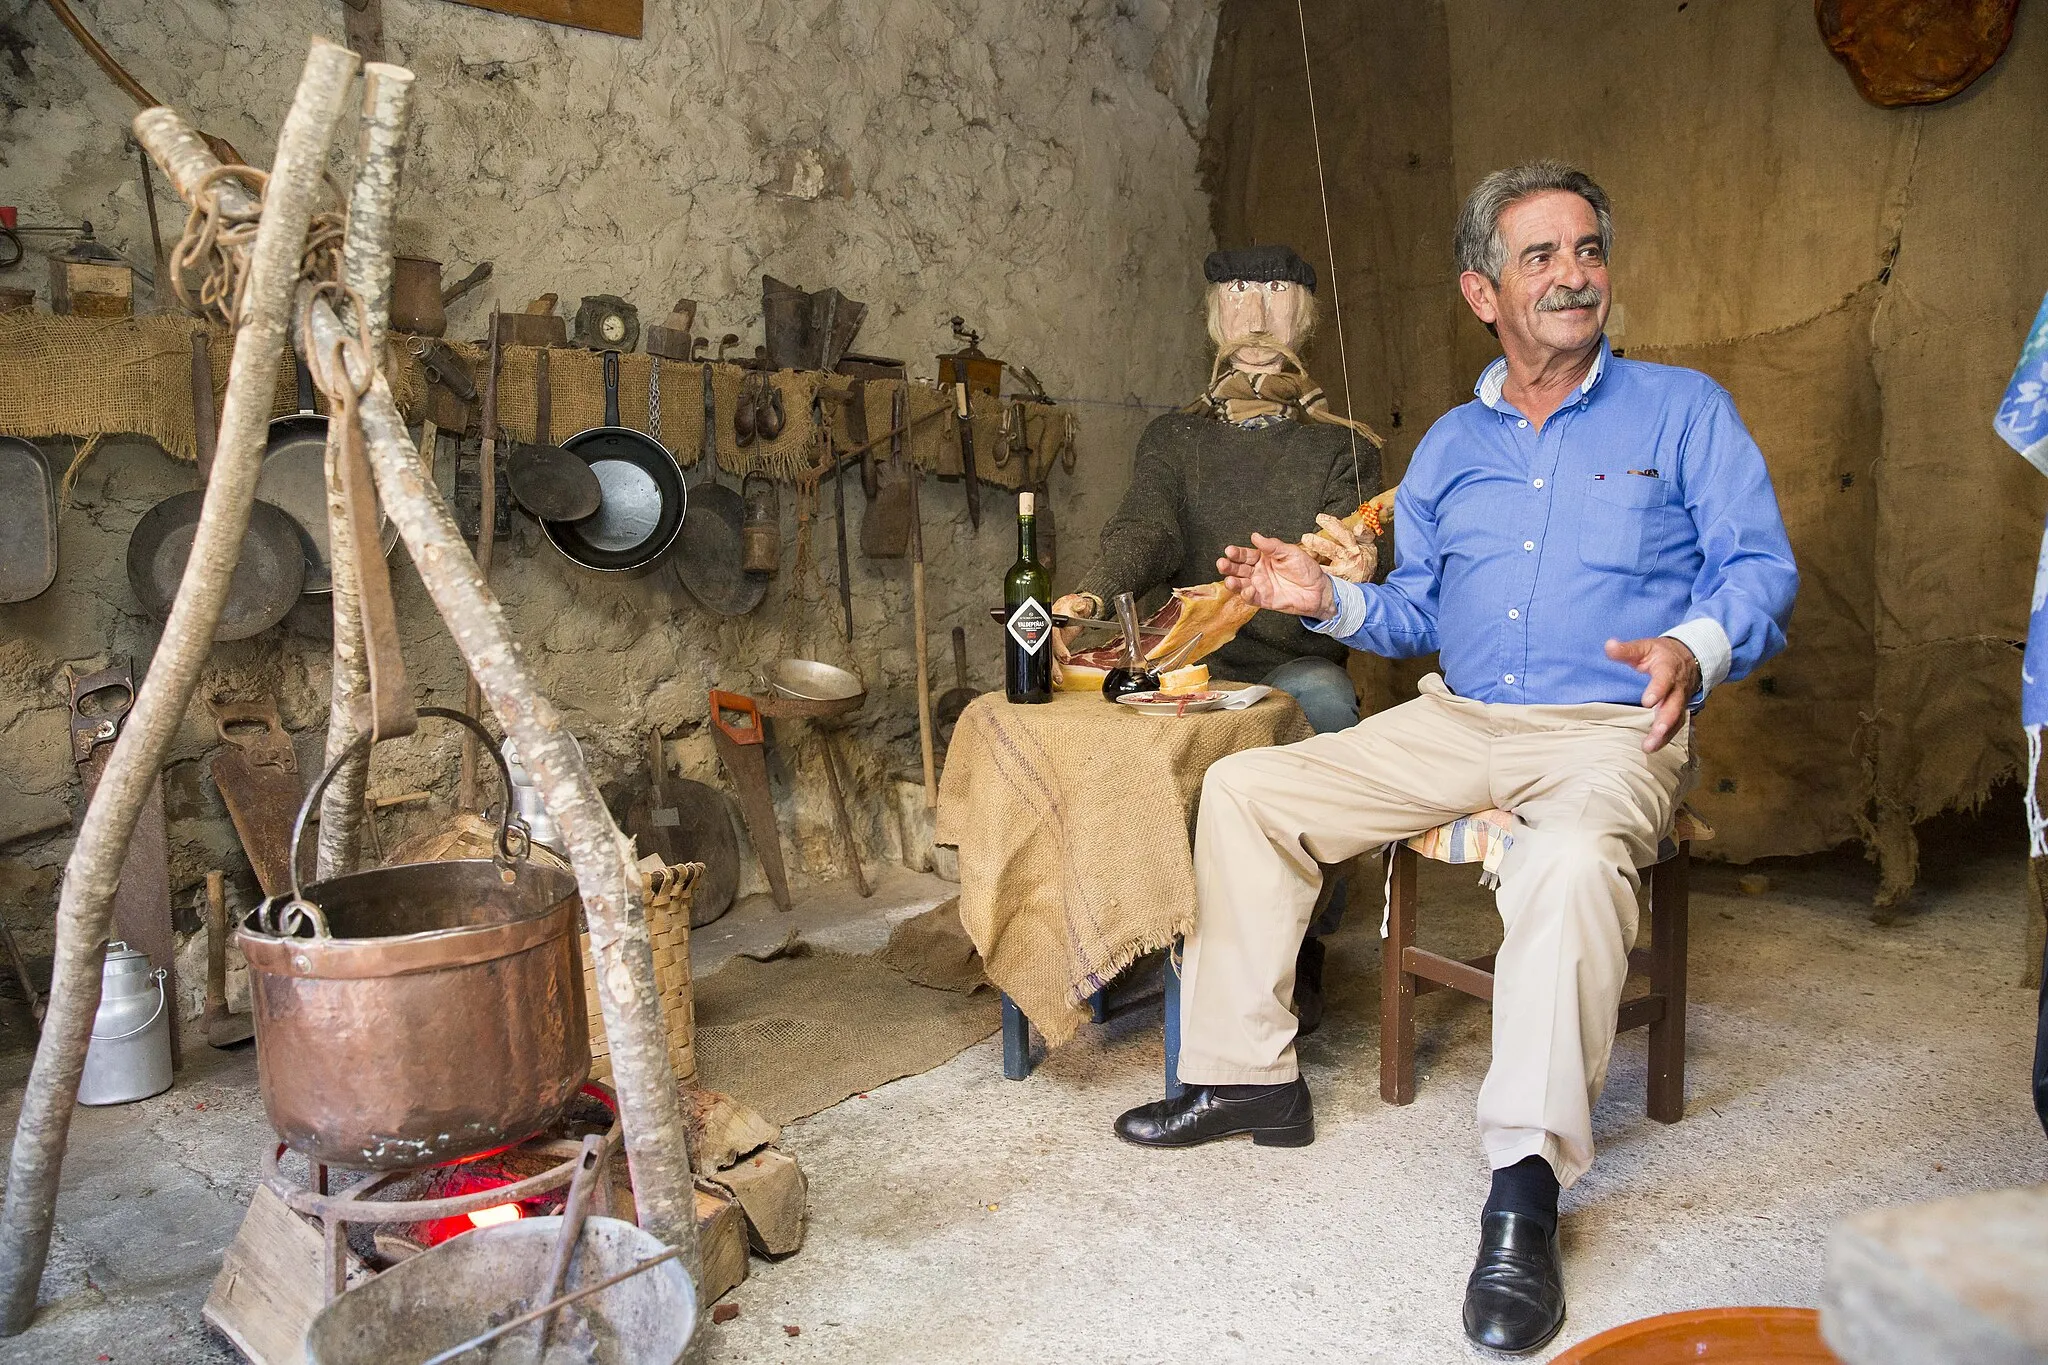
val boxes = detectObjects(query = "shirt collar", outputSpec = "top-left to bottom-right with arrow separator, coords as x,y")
1475,336 -> 1612,415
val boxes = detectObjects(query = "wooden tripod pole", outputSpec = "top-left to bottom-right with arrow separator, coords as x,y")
317,62 -> 412,880
0,40 -> 359,1334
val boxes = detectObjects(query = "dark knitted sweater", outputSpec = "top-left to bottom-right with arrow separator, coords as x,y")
1074,412 -> 1383,681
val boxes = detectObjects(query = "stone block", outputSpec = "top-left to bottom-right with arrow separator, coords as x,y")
1821,1184 -> 2048,1365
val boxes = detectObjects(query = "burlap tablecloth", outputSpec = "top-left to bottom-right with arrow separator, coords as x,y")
934,687 -> 1310,1047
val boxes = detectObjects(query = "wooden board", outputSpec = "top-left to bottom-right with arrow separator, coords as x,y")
694,1184 -> 749,1307
441,0 -> 642,38
202,1186 -> 366,1365
715,1147 -> 808,1257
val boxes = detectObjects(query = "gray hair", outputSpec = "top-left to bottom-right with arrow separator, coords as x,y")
1454,161 -> 1613,283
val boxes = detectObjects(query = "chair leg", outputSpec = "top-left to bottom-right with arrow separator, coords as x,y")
1163,942 -> 1184,1100
1646,846 -> 1689,1123
1380,846 -> 1419,1105
1001,993 -> 1033,1081
1090,988 -> 1109,1024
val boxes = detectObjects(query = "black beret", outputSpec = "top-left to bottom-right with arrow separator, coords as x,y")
1203,244 -> 1316,293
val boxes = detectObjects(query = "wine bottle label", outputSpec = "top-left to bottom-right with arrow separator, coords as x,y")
1006,597 -> 1053,655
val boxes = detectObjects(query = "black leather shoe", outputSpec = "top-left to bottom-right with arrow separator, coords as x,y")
1113,1079 -> 1314,1149
1294,934 -> 1327,1036
1463,1211 -> 1566,1354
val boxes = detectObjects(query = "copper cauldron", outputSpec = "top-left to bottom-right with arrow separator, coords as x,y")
238,709 -> 589,1169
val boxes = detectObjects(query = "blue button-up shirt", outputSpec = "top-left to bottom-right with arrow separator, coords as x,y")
1310,339 -> 1797,706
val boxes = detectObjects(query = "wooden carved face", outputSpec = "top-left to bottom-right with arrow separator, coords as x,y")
1210,279 -> 1311,370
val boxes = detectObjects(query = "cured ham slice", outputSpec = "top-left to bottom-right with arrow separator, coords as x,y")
1056,487 -> 1396,692
1058,583 -> 1257,692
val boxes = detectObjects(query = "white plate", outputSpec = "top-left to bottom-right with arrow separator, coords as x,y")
1114,690 -> 1227,716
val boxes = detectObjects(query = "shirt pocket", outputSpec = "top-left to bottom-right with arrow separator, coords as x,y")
1577,474 -> 1679,574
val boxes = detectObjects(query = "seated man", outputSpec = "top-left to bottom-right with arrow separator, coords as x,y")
1113,162 -> 1799,1354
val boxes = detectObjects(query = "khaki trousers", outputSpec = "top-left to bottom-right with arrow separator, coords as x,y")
1177,674 -> 1690,1186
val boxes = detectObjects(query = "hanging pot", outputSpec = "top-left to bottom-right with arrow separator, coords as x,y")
389,257 -> 491,337
236,707 -> 589,1169
740,472 -> 780,574
673,365 -> 769,615
542,351 -> 687,573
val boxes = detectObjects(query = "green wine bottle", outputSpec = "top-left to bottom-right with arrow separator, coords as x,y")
1003,492 -> 1053,703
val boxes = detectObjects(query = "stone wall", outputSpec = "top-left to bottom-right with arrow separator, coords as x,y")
0,0 -> 1222,1018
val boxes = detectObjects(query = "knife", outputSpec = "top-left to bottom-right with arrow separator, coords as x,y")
954,381 -> 981,530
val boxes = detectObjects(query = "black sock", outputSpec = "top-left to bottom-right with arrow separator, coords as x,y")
1483,1155 -> 1559,1237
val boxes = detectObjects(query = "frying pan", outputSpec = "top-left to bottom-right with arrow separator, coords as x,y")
505,345 -> 602,523
542,351 -> 687,573
253,356 -> 398,593
672,365 -> 769,615
0,436 -> 58,604
127,491 -> 305,640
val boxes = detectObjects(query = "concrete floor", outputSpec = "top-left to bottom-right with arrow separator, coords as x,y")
1,834 -> 2043,1363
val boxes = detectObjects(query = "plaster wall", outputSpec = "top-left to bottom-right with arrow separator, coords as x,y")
0,0 -> 1223,1018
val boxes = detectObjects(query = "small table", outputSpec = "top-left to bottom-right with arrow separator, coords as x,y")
934,686 -> 1310,1088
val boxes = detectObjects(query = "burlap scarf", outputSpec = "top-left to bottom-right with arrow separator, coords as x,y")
1183,341 -> 1384,447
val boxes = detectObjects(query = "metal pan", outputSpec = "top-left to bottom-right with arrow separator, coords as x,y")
127,491 -> 306,640
542,351 -> 687,573
253,356 -> 398,594
0,436 -> 58,603
672,365 -> 768,615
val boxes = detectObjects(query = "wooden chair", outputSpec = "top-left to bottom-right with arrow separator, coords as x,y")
1379,808 -> 1710,1124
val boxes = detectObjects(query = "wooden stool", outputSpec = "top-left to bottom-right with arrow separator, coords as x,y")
1379,808 -> 1710,1124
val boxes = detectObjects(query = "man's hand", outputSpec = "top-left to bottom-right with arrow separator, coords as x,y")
1605,636 -> 1700,753
1050,592 -> 1098,664
1300,513 -> 1377,583
1217,534 -> 1336,619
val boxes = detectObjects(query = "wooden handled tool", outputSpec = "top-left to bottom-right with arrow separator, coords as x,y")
954,381 -> 981,530
459,307 -> 502,810
908,387 -> 938,807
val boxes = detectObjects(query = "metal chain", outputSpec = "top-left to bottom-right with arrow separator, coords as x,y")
647,357 -> 662,446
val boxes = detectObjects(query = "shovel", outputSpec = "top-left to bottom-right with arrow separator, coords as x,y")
201,870 -> 252,1048
862,385 -> 915,558
935,626 -> 975,756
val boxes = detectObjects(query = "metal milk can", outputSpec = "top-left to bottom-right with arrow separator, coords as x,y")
78,942 -> 173,1106
501,732 -> 578,855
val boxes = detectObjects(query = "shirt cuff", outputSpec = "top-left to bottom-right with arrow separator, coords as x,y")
1307,574 -> 1369,639
1661,617 -> 1732,696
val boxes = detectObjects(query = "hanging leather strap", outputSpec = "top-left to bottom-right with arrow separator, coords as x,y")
336,372 -> 416,742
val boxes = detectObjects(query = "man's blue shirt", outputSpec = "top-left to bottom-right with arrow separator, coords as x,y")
1310,339 -> 1798,705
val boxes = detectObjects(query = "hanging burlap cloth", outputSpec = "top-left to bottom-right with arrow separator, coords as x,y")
934,687 -> 1311,1047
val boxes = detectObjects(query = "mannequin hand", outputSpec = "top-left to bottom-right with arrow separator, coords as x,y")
1605,636 -> 1700,753
1217,533 -> 1336,619
1300,513 -> 1377,583
1051,592 -> 1098,661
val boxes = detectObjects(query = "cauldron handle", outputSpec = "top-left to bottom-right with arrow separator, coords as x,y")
279,706 -> 530,918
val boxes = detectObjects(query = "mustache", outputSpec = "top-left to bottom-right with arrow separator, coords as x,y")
1221,329 -> 1286,354
1535,284 -> 1603,313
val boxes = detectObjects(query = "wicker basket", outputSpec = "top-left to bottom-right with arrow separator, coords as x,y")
384,818 -> 700,1088
580,856 -> 701,1089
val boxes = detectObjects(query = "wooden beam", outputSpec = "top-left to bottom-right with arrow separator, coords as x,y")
440,0 -> 642,38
